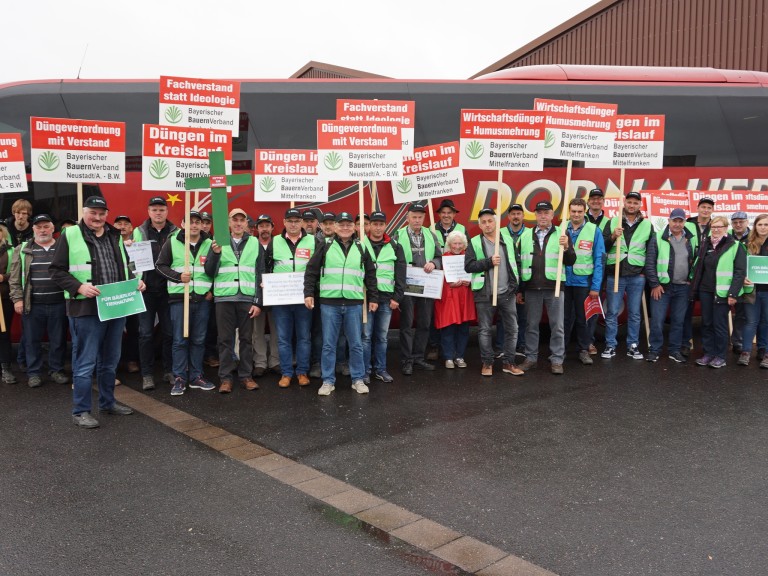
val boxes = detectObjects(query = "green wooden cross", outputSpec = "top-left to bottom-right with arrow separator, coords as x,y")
184,150 -> 252,246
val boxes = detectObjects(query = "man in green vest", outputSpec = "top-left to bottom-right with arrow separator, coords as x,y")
496,203 -> 528,359
204,208 -> 262,394
251,214 -> 280,378
395,202 -> 443,375
645,208 -> 696,363
464,208 -> 524,377
310,211 -> 338,378
518,201 -> 576,375
50,196 -> 143,429
602,191 -> 654,360
155,210 -> 216,395
303,212 -> 379,396
586,187 -> 611,232
265,208 -> 318,388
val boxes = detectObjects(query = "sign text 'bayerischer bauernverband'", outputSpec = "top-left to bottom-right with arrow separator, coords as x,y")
459,110 -> 545,171
395,142 -> 463,203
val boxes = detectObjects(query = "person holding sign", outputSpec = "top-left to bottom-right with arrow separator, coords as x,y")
465,208 -> 522,377
517,202 -> 575,375
644,208 -> 697,363
251,215 -> 280,378
498,203 -> 529,358
50,196 -> 145,429
204,208 -> 262,394
303,212 -> 379,396
736,214 -> 768,368
689,215 -> 748,368
264,208 -> 318,388
563,198 -> 605,366
602,192 -> 654,361
395,203 -> 443,375
360,211 -> 406,384
8,214 -> 69,388
155,211 -> 216,395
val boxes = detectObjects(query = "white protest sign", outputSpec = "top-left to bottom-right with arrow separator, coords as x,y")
316,120 -> 402,181
533,99 -> 618,163
254,149 -> 328,202
125,240 -> 155,273
404,267 -> 444,299
441,254 -> 471,283
142,124 -> 231,191
30,117 -> 126,183
459,109 -> 545,171
337,99 -> 415,156
0,134 -> 27,193
159,76 -> 241,136
586,114 -> 665,169
262,272 -> 306,306
394,142 -> 463,204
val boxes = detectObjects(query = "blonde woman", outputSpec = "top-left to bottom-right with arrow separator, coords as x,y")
738,214 -> 768,367
0,224 -> 16,383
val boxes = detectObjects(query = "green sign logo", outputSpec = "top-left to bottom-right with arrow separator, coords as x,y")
324,151 -> 343,171
259,176 -> 276,193
38,151 -> 60,171
164,106 -> 183,124
149,159 -> 170,179
465,140 -> 484,160
396,178 -> 412,194
544,129 -> 555,149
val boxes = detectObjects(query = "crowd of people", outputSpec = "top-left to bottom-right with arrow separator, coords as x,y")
2,189 -> 766,429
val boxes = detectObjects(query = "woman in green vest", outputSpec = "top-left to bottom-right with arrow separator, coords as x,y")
737,213 -> 768,368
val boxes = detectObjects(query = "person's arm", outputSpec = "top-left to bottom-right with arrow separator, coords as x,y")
253,242 -> 262,309
644,234 -> 660,288
560,228 -> 577,266
303,241 -> 325,299
392,242 -> 407,303
464,239 -> 491,274
730,241 -> 747,299
363,249 -> 378,303
590,228 -> 605,293
50,232 -> 83,297
155,240 -> 182,283
203,242 -> 222,277
8,246 -> 22,304
429,231 -> 443,270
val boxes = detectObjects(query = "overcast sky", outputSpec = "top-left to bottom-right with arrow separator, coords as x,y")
1,0 -> 597,84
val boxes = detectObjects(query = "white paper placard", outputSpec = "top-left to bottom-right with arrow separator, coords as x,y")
404,267 -> 444,299
262,272 -> 306,306
441,254 -> 471,283
125,241 -> 155,273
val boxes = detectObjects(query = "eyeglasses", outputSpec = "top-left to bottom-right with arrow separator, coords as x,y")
710,225 -> 727,229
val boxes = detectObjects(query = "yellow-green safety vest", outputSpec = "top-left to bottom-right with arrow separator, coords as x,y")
431,222 -> 466,248
570,222 -> 597,276
271,234 -> 315,273
606,219 -> 652,267
213,237 -> 259,297
518,227 -> 564,281
713,242 -> 752,298
396,227 -> 436,264
168,237 -> 213,295
63,225 -> 129,299
319,241 -> 365,300
469,233 -> 518,291
362,237 -> 397,294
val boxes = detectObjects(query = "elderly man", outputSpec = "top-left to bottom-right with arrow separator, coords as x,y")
9,214 -> 69,388
50,196 -> 144,429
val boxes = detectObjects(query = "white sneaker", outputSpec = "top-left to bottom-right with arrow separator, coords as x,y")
445,359 -> 455,369
455,358 -> 467,368
318,382 -> 335,396
351,380 -> 369,394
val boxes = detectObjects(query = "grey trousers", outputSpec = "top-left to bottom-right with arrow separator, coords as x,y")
524,289 -> 566,364
476,290 -> 518,366
252,309 -> 279,370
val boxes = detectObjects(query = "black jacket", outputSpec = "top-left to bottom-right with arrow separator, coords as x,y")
644,226 -> 695,288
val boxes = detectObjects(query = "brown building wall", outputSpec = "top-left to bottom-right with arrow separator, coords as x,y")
480,0 -> 768,74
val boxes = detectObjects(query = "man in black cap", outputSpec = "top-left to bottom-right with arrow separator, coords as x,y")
251,214 -> 280,377
113,215 -> 133,243
132,196 -> 178,390
50,196 -> 144,428
200,211 -> 213,236
586,188 -> 611,232
602,191 -> 654,360
395,202 -> 443,374
319,212 -> 336,241
9,214 -> 69,388
432,199 -> 465,248
302,209 -> 320,237
499,203 -> 529,358
355,213 -> 371,238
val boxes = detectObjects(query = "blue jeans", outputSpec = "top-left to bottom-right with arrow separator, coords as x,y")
169,299 -> 211,382
742,291 -> 768,353
649,283 -> 690,354
362,304 -> 393,375
71,315 -> 126,414
605,274 -> 646,348
271,304 -> 312,376
441,322 -> 470,360
320,303 -> 364,384
22,301 -> 67,376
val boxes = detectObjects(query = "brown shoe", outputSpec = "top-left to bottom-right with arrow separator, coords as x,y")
205,357 -> 220,368
278,375 -> 292,388
242,378 -> 259,391
551,363 -> 564,375
297,374 -> 310,386
126,361 -> 140,373
588,344 -> 598,355
502,363 -> 524,376
519,358 -> 537,371
219,379 -> 233,394
481,364 -> 493,377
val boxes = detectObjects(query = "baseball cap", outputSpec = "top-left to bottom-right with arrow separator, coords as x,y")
32,214 -> 52,225
669,208 -> 687,220
302,210 -> 318,221
478,208 -> 496,218
336,212 -> 354,223
284,208 -> 301,219
698,197 -> 715,206
355,213 -> 370,223
626,192 -> 642,201
588,188 -> 604,197
187,210 -> 202,221
535,201 -> 553,211
407,202 -> 426,213
322,211 -> 336,222
256,214 -> 273,225
148,196 -> 167,206
199,211 -> 212,222
84,196 -> 108,210
507,203 -> 524,213
229,208 -> 248,218
113,215 -> 131,223
731,211 -> 748,220
370,211 -> 386,222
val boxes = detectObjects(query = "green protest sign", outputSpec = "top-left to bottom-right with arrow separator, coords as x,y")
748,255 -> 768,284
96,278 -> 146,321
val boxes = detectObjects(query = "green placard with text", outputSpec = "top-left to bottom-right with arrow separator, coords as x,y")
747,255 -> 768,284
96,279 -> 146,321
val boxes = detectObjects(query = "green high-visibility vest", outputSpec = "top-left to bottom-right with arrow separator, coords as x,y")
213,237 -> 259,297
271,234 -> 315,273
518,227 -> 563,281
362,237 -> 397,294
431,222 -> 466,248
570,222 -> 597,276
319,241 -> 365,300
63,225 -> 129,299
18,242 -> 28,289
654,230 -> 697,285
396,227 -> 436,264
167,237 -> 213,295
714,242 -> 752,298
469,233 -> 518,291
606,219 -> 652,266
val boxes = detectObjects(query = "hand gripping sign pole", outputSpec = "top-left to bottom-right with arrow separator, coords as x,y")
553,159 -> 573,298
491,170 -> 504,307
613,168 -> 626,293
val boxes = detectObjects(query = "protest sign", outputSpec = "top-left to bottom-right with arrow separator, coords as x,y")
584,294 -> 604,321
586,114 -> 665,169
262,272 -> 306,306
316,120 -> 402,181
394,142 -> 463,204
0,134 -> 27,193
645,190 -> 689,231
159,76 -> 241,136
125,241 -> 155,273
96,279 -> 146,321
404,267 -> 444,299
442,254 -> 471,283
337,99 -> 415,156
459,110 -> 545,171
254,149 -> 328,202
748,256 -> 768,284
